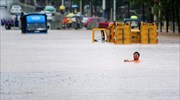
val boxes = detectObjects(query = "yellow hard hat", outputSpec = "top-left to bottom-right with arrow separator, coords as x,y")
59,5 -> 65,10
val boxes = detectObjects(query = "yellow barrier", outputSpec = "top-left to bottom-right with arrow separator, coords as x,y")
140,22 -> 158,44
115,23 -> 131,44
131,29 -> 140,43
141,37 -> 158,44
116,38 -> 131,44
91,22 -> 158,45
107,22 -> 115,43
92,28 -> 109,43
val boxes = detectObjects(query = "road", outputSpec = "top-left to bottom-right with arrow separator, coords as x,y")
0,30 -> 179,100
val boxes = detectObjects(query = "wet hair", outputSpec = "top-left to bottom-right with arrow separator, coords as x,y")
133,52 -> 140,57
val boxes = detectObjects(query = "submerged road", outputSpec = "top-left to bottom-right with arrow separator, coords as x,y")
0,30 -> 180,100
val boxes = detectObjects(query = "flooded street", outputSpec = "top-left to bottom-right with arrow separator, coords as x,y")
0,30 -> 180,100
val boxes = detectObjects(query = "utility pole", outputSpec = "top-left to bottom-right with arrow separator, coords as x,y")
80,0 -> 82,14
158,2 -> 161,32
62,0 -> 64,5
33,0 -> 37,6
113,0 -> 116,21
102,0 -> 106,18
46,0 -> 48,5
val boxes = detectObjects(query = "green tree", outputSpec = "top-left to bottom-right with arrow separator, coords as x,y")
128,0 -> 180,33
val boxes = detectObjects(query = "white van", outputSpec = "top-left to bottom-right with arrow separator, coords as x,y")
10,5 -> 22,14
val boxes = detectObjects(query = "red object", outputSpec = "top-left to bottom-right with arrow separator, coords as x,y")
62,17 -> 68,24
83,17 -> 93,27
99,22 -> 110,28
83,17 -> 111,28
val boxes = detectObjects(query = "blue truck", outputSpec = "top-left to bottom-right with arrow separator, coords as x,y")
21,13 -> 48,33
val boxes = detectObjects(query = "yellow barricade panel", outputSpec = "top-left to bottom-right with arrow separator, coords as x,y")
116,38 -> 131,44
141,37 -> 158,44
131,29 -> 140,43
115,23 -> 131,44
108,23 -> 115,43
140,22 -> 158,44
91,22 -> 157,44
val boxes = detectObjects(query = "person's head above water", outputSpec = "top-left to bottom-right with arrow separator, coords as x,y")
124,52 -> 141,62
133,52 -> 140,61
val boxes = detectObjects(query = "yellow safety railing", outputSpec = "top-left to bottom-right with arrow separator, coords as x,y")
91,22 -> 158,44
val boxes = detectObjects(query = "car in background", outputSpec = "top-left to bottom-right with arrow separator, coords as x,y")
98,17 -> 111,28
81,16 -> 88,24
0,0 -> 7,8
71,14 -> 88,23
44,6 -> 56,16
10,5 -> 22,14
84,17 -> 111,30
40,11 -> 53,21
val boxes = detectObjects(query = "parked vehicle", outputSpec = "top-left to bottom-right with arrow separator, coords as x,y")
98,17 -> 111,28
84,17 -> 111,30
10,5 -> 22,14
40,11 -> 53,21
4,19 -> 14,30
44,6 -> 56,16
21,13 -> 48,33
0,0 -> 7,8
81,16 -> 88,24
1,18 -> 6,25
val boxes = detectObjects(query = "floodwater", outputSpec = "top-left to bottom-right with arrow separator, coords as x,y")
0,30 -> 179,100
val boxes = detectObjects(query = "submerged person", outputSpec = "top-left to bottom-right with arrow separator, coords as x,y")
124,52 -> 141,62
